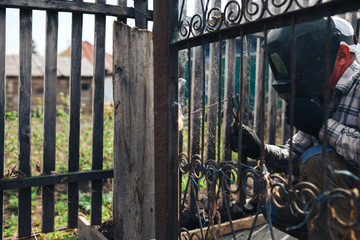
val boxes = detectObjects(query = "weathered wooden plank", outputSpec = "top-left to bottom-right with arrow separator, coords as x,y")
68,0 -> 83,229
18,9 -> 32,238
42,10 -> 58,233
0,169 -> 113,191
181,214 -> 266,238
0,8 -> 5,240
113,21 -> 155,239
134,0 -> 147,29
0,0 -> 154,19
78,216 -> 107,240
91,0 -> 106,225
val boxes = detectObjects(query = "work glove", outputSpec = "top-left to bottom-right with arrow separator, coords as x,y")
285,97 -> 324,138
230,123 -> 261,159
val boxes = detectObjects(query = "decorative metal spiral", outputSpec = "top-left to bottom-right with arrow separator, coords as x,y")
190,14 -> 204,37
178,152 -> 190,174
267,0 -> 293,16
206,7 -> 223,32
191,154 -> 203,179
179,19 -> 191,39
223,1 -> 243,27
222,163 -> 240,193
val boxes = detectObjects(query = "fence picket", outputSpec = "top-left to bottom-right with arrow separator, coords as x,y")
113,21 -> 155,239
0,8 -> 5,240
42,10 -> 58,233
91,0 -> 106,225
68,0 -> 83,229
18,9 -> 32,238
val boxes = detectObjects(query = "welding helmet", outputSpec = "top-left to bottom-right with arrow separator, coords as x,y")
267,17 -> 358,100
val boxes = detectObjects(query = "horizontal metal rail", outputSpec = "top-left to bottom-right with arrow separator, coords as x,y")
0,0 -> 153,20
174,0 -> 360,50
0,169 -> 113,191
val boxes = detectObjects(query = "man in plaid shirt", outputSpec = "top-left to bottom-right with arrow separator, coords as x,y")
231,17 -> 360,239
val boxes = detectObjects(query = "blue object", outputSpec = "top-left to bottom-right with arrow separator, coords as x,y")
261,200 -> 278,224
301,145 -> 334,163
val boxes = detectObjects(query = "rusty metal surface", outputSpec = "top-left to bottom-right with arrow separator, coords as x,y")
153,0 -> 179,239
173,1 -> 360,239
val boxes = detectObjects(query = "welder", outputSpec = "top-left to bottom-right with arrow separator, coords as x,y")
231,17 -> 360,239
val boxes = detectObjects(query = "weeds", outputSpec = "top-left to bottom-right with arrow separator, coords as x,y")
3,93 -> 114,238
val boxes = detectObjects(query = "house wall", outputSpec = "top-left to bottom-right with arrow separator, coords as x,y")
5,76 -> 94,114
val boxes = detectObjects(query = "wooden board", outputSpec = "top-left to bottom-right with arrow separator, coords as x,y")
68,0 -> 83,228
181,214 -> 266,239
42,10 -> 58,233
113,21 -> 155,239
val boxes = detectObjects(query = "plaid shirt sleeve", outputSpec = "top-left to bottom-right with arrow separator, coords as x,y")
319,118 -> 360,170
264,130 -> 314,175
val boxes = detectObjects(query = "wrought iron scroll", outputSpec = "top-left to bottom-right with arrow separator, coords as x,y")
178,0 -> 323,39
179,155 -> 360,239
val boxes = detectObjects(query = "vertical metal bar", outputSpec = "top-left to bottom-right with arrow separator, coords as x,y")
223,35 -> 237,162
187,45 -> 192,161
153,0 -> 179,238
260,28 -> 267,167
206,0 -> 221,162
18,9 -> 32,238
217,34 -> 223,163
261,25 -> 276,240
0,8 -> 5,240
288,16 -> 296,187
238,29 -> 246,207
201,40 -> 206,164
91,0 -> 106,225
134,0 -> 147,29
322,11 -> 332,191
68,0 -> 83,229
42,10 -> 58,233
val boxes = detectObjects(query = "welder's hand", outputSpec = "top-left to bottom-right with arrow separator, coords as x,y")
285,97 -> 324,138
230,123 -> 261,159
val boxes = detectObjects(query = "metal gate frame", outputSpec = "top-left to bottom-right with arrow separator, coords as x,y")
153,0 -> 360,239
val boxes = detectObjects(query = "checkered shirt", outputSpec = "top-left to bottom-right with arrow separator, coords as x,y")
265,58 -> 360,174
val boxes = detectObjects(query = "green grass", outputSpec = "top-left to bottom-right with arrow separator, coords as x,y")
3,93 -> 114,238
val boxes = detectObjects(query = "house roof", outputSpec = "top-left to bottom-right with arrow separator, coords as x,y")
59,41 -> 113,74
6,41 -> 113,78
5,55 -> 94,78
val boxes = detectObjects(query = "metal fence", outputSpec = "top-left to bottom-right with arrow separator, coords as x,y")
0,0 -> 151,239
153,0 -> 360,239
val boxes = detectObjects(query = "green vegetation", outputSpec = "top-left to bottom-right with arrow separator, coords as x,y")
3,94 -> 114,238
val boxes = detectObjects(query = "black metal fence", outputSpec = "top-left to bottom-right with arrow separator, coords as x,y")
0,0 -> 152,239
153,0 -> 360,239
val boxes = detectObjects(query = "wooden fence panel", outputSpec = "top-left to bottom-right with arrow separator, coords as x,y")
68,0 -> 83,229
42,10 -> 58,233
91,0 -> 106,226
18,9 -> 32,238
0,8 -> 5,240
113,21 -> 155,240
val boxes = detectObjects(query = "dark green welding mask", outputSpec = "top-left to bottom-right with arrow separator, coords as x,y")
267,17 -> 357,100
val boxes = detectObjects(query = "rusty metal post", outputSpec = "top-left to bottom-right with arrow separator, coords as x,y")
153,0 -> 179,239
